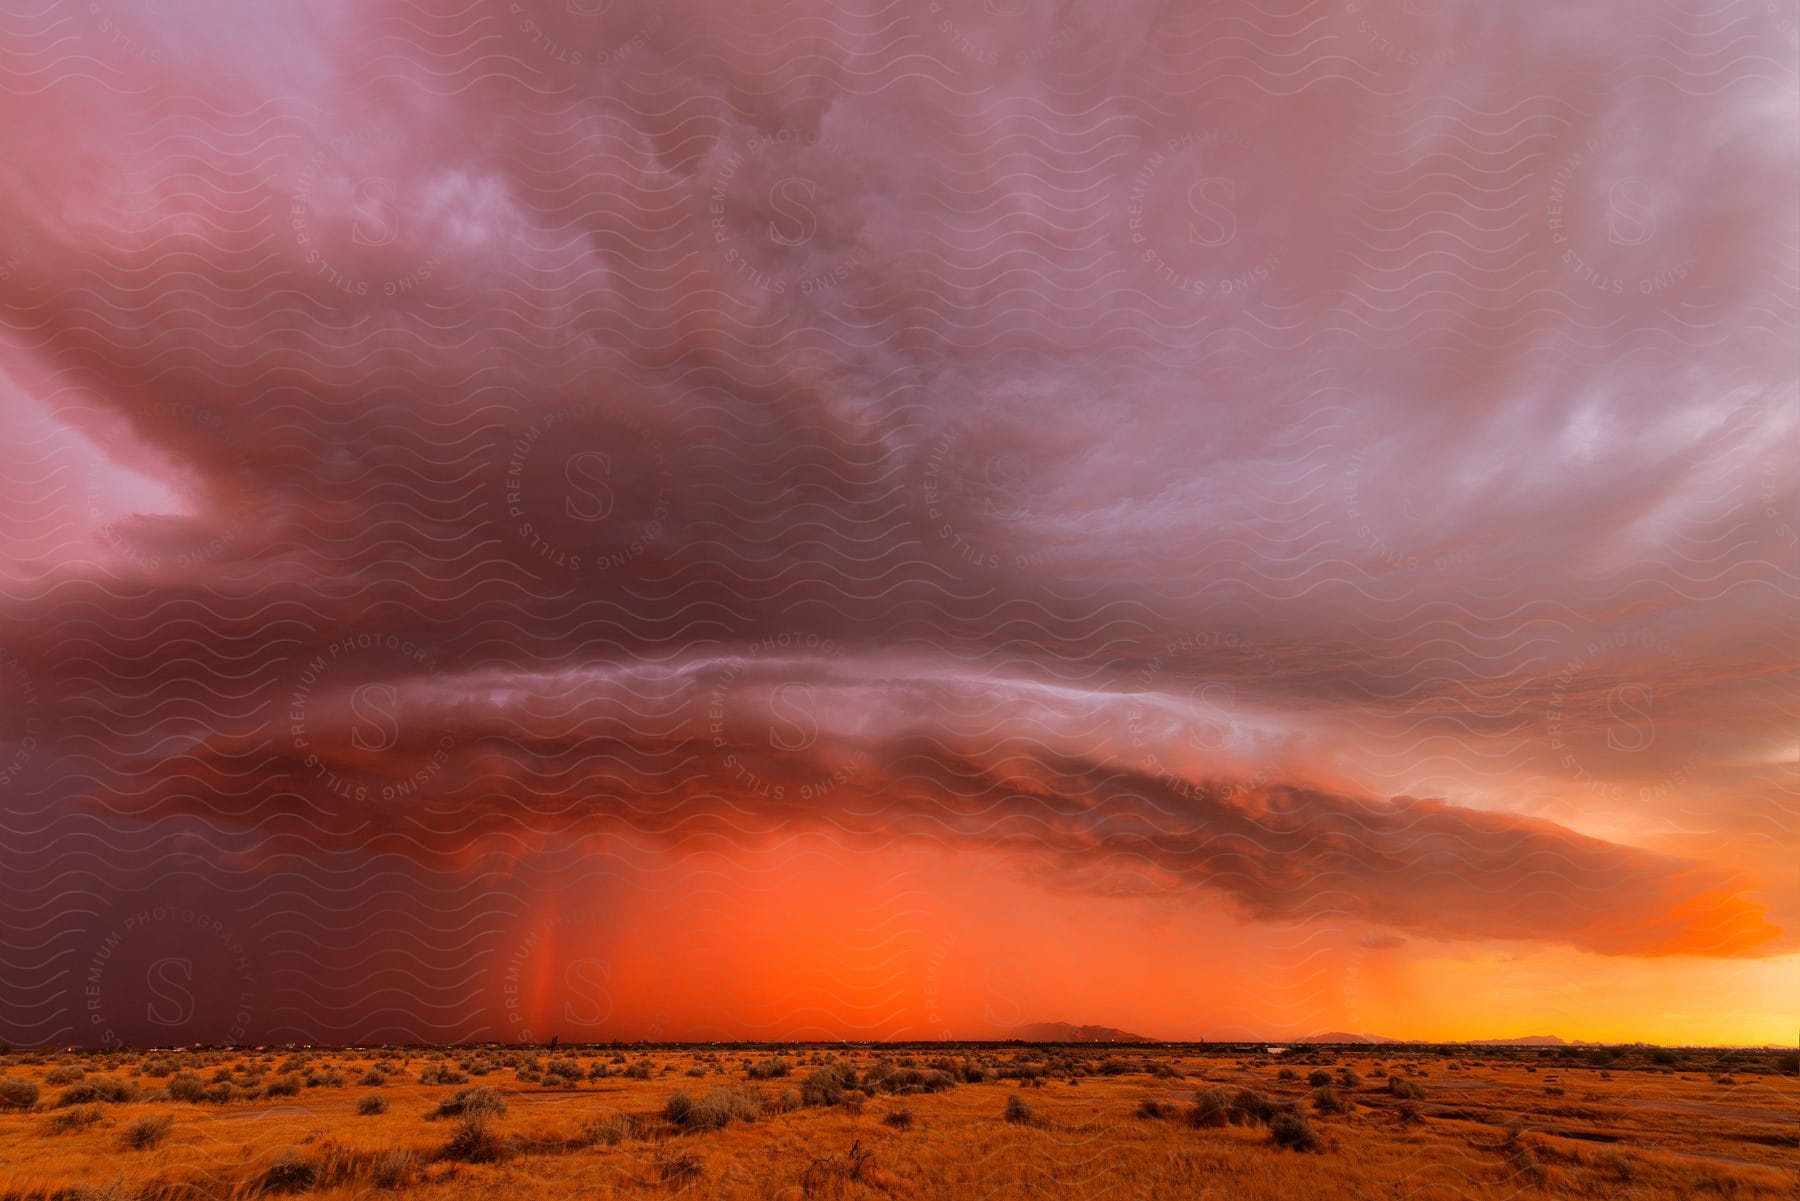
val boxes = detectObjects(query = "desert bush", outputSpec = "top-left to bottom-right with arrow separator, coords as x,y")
442,1115 -> 508,1163
1189,1087 -> 1232,1127
1306,1069 -> 1332,1088
541,1056 -> 582,1082
1136,1098 -> 1177,1120
1270,1112 -> 1320,1152
883,1107 -> 914,1130
263,1149 -> 315,1192
45,1104 -> 102,1133
1246,1089 -> 1286,1122
359,1069 -> 386,1087
663,1090 -> 694,1125
261,1075 -> 302,1099
1189,1087 -> 1276,1128
744,1055 -> 790,1079
667,1086 -> 761,1132
582,1113 -> 643,1146
121,1114 -> 172,1149
433,1085 -> 506,1119
1277,1067 -> 1297,1080
305,1068 -> 345,1088
58,1077 -> 136,1106
0,1077 -> 39,1109
1312,1085 -> 1354,1114
357,1094 -> 387,1116
45,1065 -> 86,1086
1387,1076 -> 1426,1100
1003,1095 -> 1034,1125
801,1064 -> 858,1107
1336,1067 -> 1363,1088
165,1072 -> 207,1103
418,1063 -> 467,1085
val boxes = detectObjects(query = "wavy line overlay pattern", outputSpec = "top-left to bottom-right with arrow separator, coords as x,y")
0,0 -> 1794,1052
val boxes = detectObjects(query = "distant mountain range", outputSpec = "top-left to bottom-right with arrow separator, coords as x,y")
998,1026 -> 1767,1049
1006,1022 -> 1153,1043
1293,1032 -> 1577,1046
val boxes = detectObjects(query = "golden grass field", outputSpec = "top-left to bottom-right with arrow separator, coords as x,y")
0,1043 -> 1794,1199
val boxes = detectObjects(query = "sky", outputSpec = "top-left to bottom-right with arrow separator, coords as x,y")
0,1 -> 1795,1049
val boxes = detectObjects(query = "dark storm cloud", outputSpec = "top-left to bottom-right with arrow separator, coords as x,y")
0,0 -> 1793,1044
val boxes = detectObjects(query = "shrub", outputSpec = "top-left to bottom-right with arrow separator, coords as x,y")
263,1149 -> 315,1192
1387,1076 -> 1426,1100
582,1114 -> 641,1146
58,1077 -> 136,1106
433,1086 -> 506,1119
45,1066 -> 86,1086
1003,1095 -> 1034,1125
747,1057 -> 792,1080
669,1087 -> 761,1132
883,1107 -> 914,1130
1189,1088 -> 1233,1127
0,1077 -> 39,1109
357,1094 -> 387,1116
663,1090 -> 694,1125
1136,1097 -> 1177,1120
45,1104 -> 103,1133
419,1063 -> 467,1085
261,1075 -> 301,1099
1307,1069 -> 1332,1088
1189,1087 -> 1276,1128
800,1064 -> 858,1108
359,1069 -> 386,1087
1277,1067 -> 1297,1080
122,1114 -> 173,1149
543,1057 -> 583,1083
1270,1112 -> 1320,1152
165,1072 -> 207,1103
1311,1085 -> 1353,1114
442,1115 -> 508,1163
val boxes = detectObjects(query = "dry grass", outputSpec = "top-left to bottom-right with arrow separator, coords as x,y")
0,1044 -> 1791,1199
